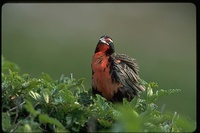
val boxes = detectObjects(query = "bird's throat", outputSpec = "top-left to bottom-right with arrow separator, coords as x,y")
95,44 -> 110,53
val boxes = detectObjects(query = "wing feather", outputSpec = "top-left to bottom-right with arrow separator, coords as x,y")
110,53 -> 145,93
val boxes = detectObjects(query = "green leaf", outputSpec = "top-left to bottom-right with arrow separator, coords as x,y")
56,83 -> 67,91
29,91 -> 42,101
156,89 -> 181,97
173,114 -> 196,132
60,88 -> 76,103
15,120 -> 41,132
39,114 -> 65,129
41,73 -> 53,83
23,79 -> 41,90
94,94 -> 110,111
24,100 -> 40,117
23,123 -> 32,132
114,105 -> 141,132
42,89 -> 50,104
149,82 -> 159,88
77,78 -> 85,85
145,88 -> 181,103
98,119 -> 112,128
2,113 -> 11,132
2,56 -> 20,72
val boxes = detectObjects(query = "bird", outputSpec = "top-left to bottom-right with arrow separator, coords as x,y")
91,35 -> 145,102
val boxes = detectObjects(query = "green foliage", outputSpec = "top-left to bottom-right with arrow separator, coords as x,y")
2,56 -> 20,73
2,57 -> 196,132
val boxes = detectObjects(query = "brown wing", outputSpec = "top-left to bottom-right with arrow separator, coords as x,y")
109,53 -> 145,100
113,54 -> 139,75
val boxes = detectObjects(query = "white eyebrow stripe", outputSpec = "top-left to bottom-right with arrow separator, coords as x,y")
99,38 -> 106,43
99,38 -> 109,45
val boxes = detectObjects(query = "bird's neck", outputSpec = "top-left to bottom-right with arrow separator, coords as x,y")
95,44 -> 114,55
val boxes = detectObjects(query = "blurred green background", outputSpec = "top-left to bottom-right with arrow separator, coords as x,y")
2,3 -> 196,120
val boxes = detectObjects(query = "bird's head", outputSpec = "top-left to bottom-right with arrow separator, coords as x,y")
95,35 -> 115,55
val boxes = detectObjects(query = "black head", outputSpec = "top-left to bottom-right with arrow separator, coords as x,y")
94,35 -> 115,55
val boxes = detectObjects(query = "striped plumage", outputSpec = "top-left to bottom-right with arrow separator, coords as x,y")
91,35 -> 145,102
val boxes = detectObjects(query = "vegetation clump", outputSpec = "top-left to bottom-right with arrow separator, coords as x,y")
2,56 -> 196,132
